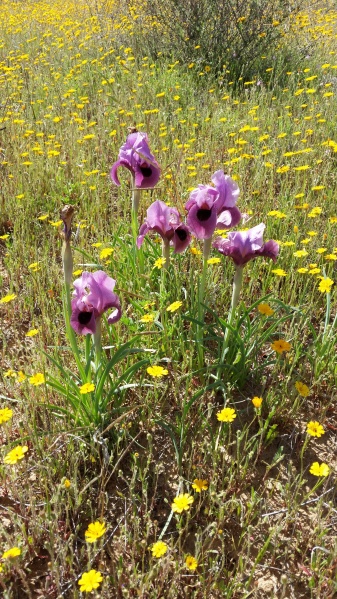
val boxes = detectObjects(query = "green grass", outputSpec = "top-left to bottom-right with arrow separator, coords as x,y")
0,0 -> 336,596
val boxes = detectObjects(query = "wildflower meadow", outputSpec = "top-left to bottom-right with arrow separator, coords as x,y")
0,0 -> 336,596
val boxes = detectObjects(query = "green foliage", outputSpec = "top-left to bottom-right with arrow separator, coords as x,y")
45,334 -> 148,429
125,0 -> 307,86
208,295 -> 297,385
44,288 -> 149,429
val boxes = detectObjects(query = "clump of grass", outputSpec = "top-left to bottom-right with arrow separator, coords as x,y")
120,0 -> 312,87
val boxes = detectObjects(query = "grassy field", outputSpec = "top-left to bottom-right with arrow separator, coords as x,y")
0,1 -> 337,597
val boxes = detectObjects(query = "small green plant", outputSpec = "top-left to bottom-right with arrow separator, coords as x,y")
123,0 -> 307,85
44,206 -> 149,430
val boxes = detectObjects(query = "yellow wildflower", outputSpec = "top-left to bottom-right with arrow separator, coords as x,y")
2,547 -> 21,559
140,314 -> 155,323
295,382 -> 310,397
4,445 -> 28,465
151,541 -> 168,558
306,421 -> 325,438
26,329 -> 39,337
166,301 -> 183,312
172,493 -> 194,513
252,396 -> 263,408
216,407 -> 237,422
185,555 -> 198,570
271,340 -> 291,354
79,383 -> 95,394
309,462 -> 330,477
0,294 -> 16,304
192,479 -> 208,492
29,373 -> 45,386
85,521 -> 106,543
78,570 -> 103,593
319,278 -> 334,293
147,365 -> 168,378
258,303 -> 274,316
0,408 -> 13,424
153,257 -> 166,269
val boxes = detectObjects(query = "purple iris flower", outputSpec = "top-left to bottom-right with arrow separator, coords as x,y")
110,131 -> 161,189
137,200 -> 191,254
185,170 -> 241,240
213,223 -> 279,266
71,271 -> 122,335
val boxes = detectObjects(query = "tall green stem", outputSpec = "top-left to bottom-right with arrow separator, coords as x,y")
328,309 -> 337,338
299,435 -> 310,476
62,238 -> 73,326
62,240 -> 73,288
60,206 -> 86,381
131,186 -> 141,243
158,478 -> 183,540
199,237 -> 212,306
160,240 -> 170,335
197,237 -> 212,370
60,205 -> 74,291
63,279 -> 86,382
218,265 -> 244,378
229,266 -> 244,324
93,317 -> 102,371
323,291 -> 331,338
131,184 -> 144,273
132,187 -> 141,215
162,239 -> 170,269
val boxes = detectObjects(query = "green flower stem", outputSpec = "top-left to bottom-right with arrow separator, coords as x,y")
131,186 -> 141,242
329,309 -> 337,336
302,477 -> 329,503
215,423 -> 222,452
160,240 -> 170,335
220,265 -> 244,364
230,265 -> 244,322
200,237 -> 212,303
197,237 -> 212,370
62,239 -> 73,287
215,265 -> 244,386
61,232 -> 86,381
132,186 -> 141,217
93,317 -> 102,371
62,237 -> 73,341
215,422 -> 232,451
131,184 -> 144,273
300,434 -> 310,475
85,332 -> 91,368
323,290 -> 331,338
158,478 -> 183,540
162,238 -> 170,269
63,285 -> 86,381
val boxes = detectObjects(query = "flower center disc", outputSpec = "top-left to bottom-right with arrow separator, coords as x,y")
196,208 -> 212,222
78,311 -> 93,325
176,228 -> 187,241
140,165 -> 152,177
